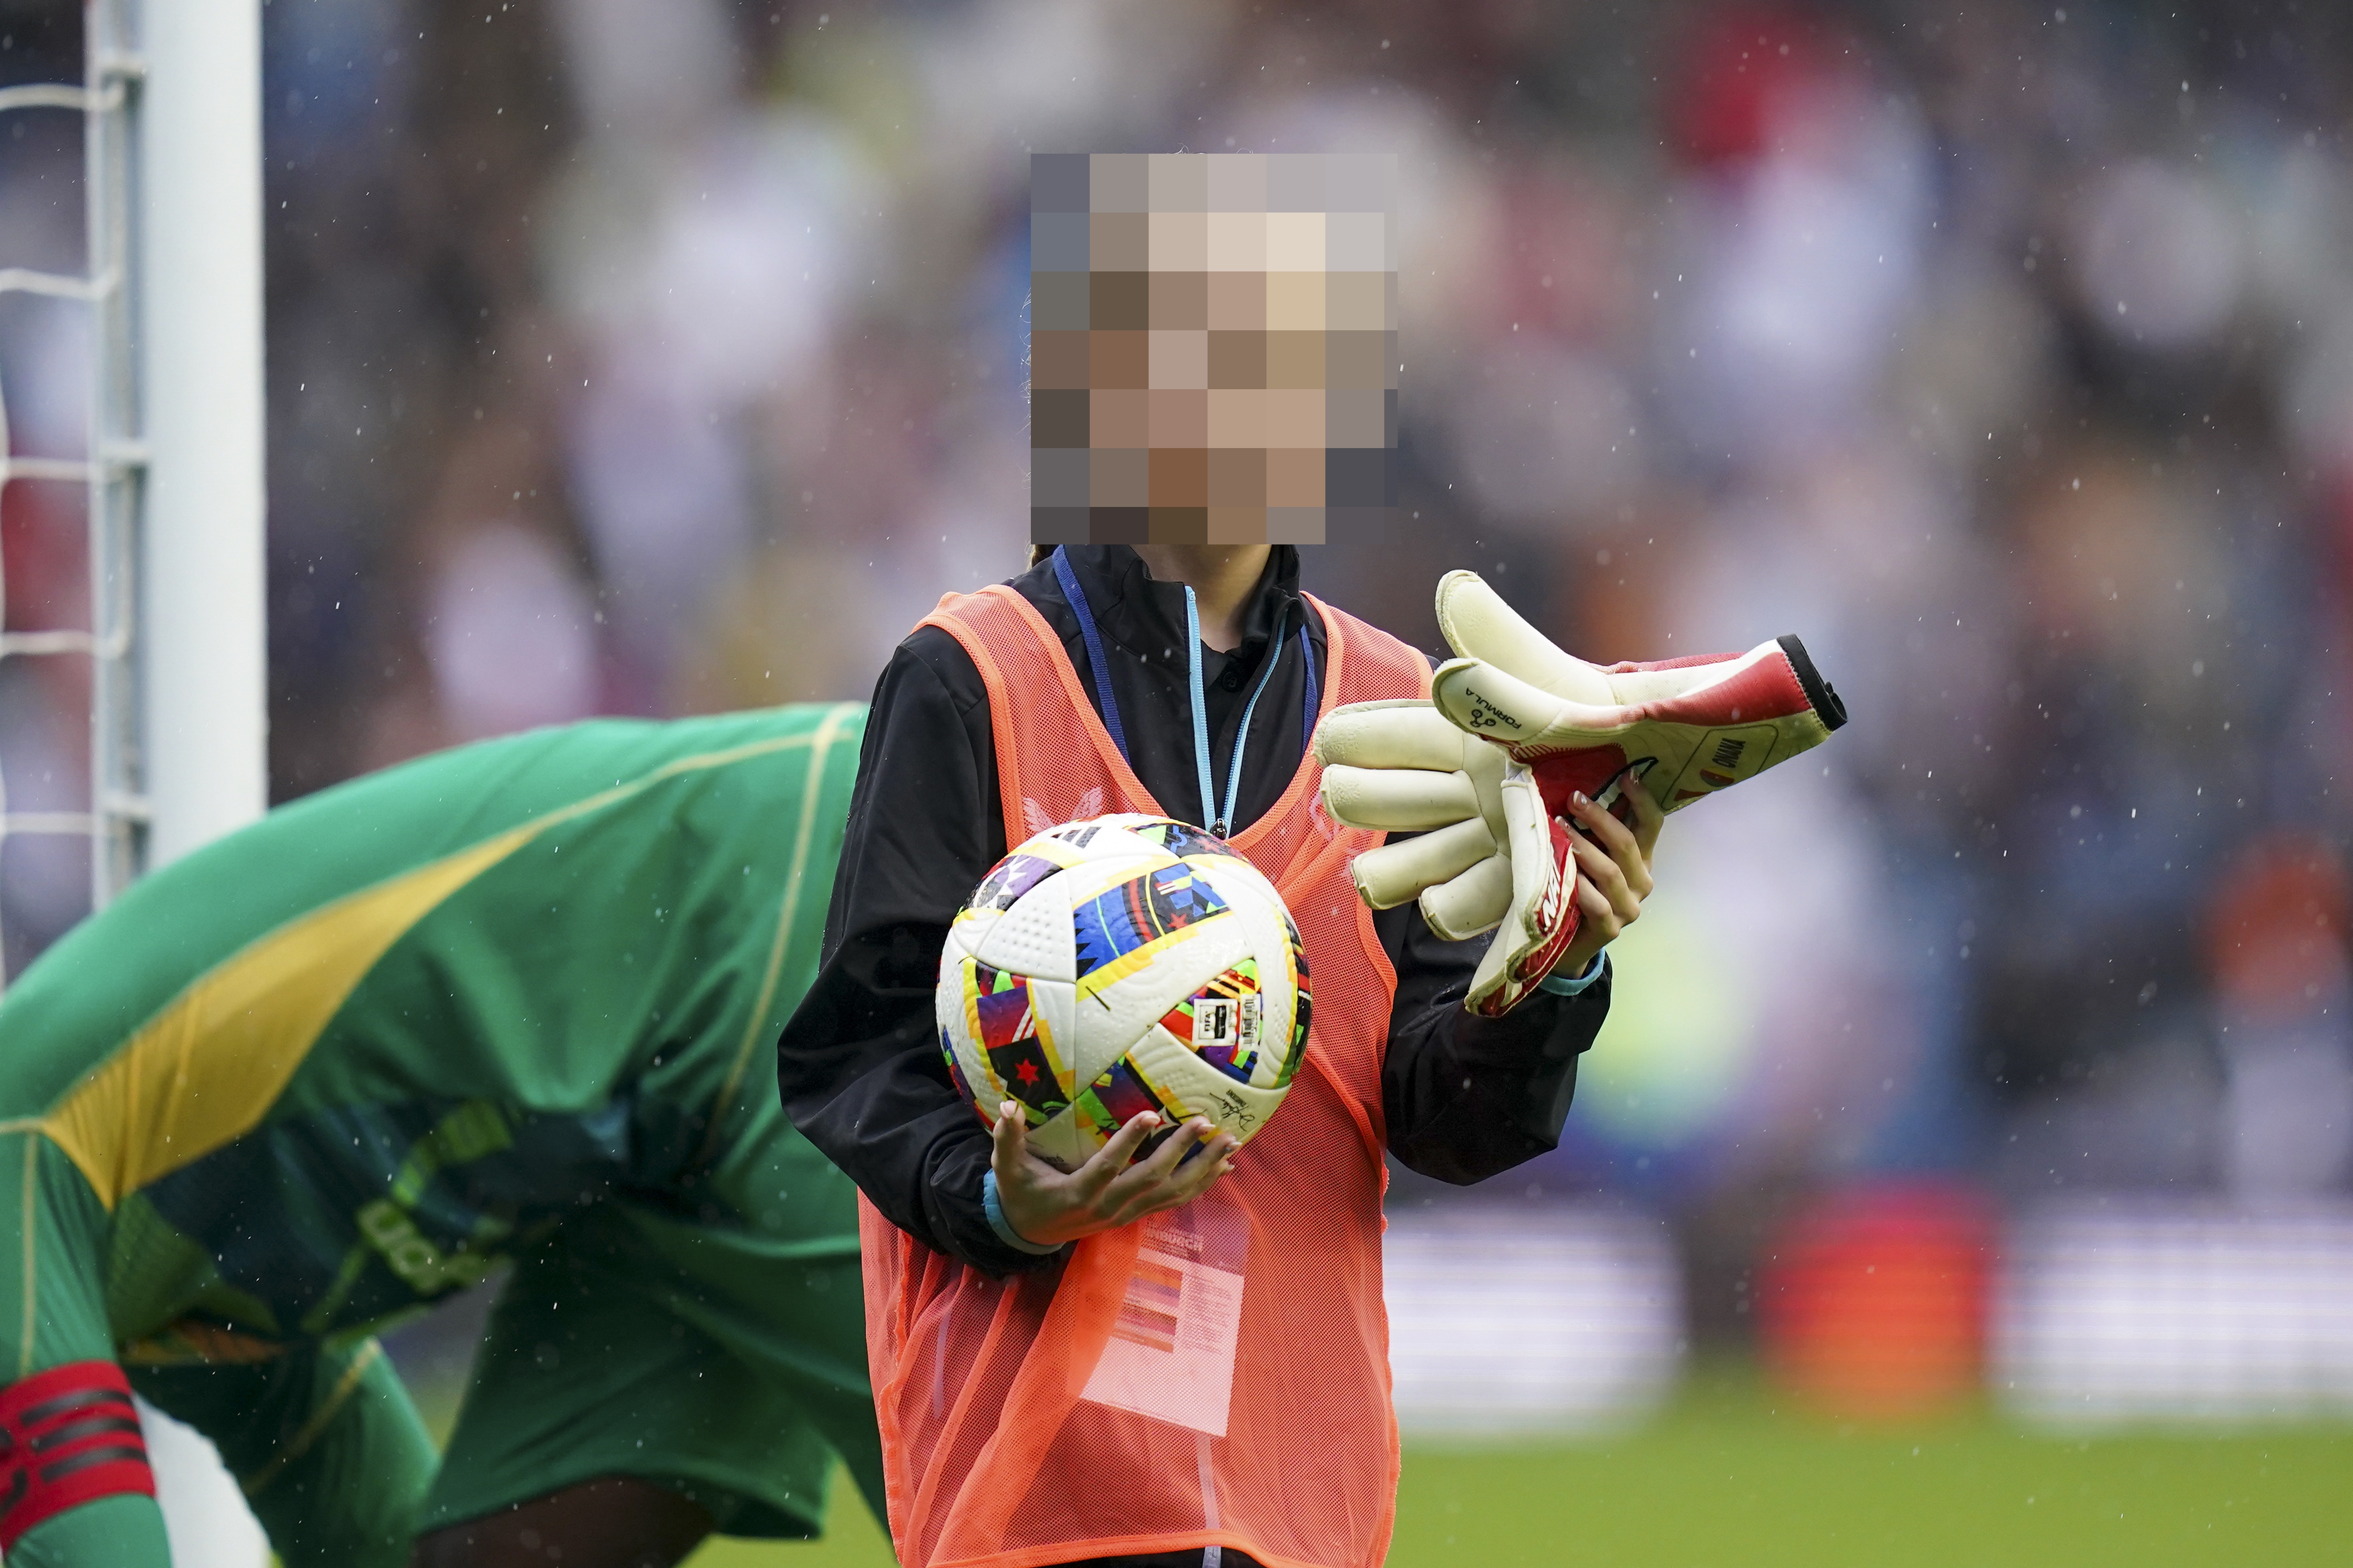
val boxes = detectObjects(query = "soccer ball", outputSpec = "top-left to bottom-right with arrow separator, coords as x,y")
937,813 -> 1311,1171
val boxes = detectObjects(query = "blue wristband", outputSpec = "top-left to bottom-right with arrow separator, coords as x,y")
982,1168 -> 1065,1256
1537,951 -> 1609,997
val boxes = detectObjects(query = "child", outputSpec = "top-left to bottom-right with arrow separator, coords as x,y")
780,532 -> 1660,1567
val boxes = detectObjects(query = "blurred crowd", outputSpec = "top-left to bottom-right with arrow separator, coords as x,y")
2,0 -> 2351,1350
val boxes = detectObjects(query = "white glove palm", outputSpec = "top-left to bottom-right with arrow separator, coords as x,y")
1316,701 -> 1582,1018
1315,701 -> 1507,937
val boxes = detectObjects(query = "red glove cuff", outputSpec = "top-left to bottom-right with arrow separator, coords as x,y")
1468,816 -> 1584,1019
0,1360 -> 154,1549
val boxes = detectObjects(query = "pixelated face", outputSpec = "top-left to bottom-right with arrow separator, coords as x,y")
1030,152 -> 1397,547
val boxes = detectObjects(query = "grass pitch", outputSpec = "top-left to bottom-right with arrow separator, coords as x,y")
686,1364 -> 2353,1567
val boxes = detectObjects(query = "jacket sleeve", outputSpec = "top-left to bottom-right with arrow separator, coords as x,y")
776,632 -> 1053,1276
1375,899 -> 1611,1184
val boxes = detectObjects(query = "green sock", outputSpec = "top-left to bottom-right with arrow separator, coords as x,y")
6,1494 -> 175,1567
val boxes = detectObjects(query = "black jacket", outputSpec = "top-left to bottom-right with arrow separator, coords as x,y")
776,544 -> 1609,1275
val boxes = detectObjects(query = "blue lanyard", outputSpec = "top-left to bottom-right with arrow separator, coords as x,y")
1051,547 -> 1130,761
1052,547 -> 1292,838
1298,620 -> 1319,740
1184,585 -> 1287,838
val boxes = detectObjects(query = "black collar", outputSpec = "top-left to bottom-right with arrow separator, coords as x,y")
1053,545 -> 1303,666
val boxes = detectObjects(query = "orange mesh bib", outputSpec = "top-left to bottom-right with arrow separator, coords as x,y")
861,584 -> 1428,1568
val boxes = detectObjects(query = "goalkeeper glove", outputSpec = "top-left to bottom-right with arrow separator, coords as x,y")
1428,569 -> 1846,826
1316,701 -> 1583,1018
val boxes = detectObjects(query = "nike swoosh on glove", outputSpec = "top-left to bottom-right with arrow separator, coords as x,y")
1315,700 -> 1581,1018
1429,569 -> 1847,827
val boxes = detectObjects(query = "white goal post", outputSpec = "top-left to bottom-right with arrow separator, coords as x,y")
0,0 -> 266,957
92,0 -> 269,878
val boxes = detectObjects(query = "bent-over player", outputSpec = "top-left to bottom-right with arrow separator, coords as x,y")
0,703 -> 880,1568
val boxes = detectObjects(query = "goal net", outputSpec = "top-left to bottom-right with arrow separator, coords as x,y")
0,0 -> 265,987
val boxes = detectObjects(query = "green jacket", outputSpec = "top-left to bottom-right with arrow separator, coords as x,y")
0,703 -> 865,1354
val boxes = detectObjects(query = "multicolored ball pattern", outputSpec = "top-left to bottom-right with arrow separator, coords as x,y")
936,813 -> 1311,1171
